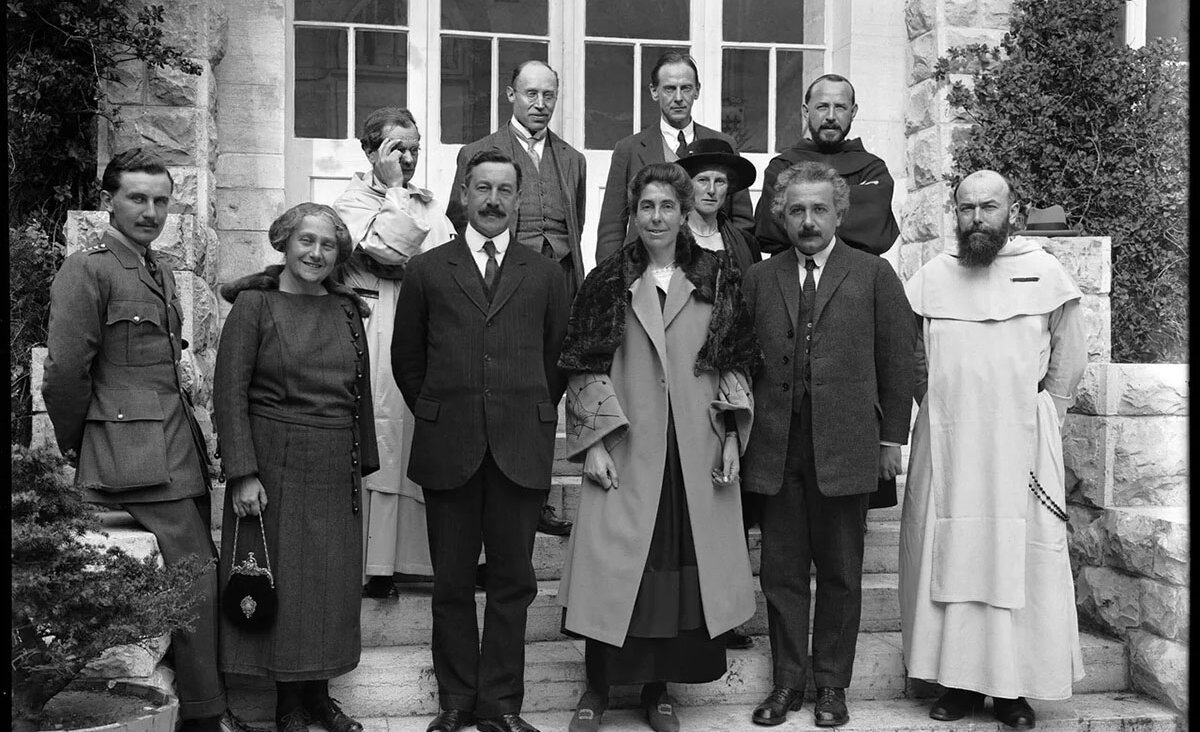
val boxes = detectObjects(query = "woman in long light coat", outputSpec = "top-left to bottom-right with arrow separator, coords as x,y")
557,163 -> 761,732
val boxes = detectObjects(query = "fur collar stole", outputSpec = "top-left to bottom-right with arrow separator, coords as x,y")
559,233 -> 762,376
219,264 -> 372,318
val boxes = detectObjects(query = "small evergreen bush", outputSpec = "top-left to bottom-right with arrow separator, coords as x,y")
935,0 -> 1187,363
11,445 -> 210,732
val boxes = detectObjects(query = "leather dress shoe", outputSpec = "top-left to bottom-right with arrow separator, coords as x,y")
427,709 -> 475,732
813,687 -> 849,727
537,504 -> 572,536
275,709 -> 309,732
568,689 -> 608,732
642,691 -> 680,732
993,696 -> 1036,729
363,575 -> 396,598
306,695 -> 362,732
477,713 -> 541,732
219,710 -> 271,732
724,628 -> 754,649
929,688 -> 985,721
752,687 -> 803,726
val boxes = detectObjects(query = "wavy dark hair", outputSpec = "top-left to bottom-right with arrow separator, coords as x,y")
267,202 -> 354,266
626,162 -> 700,269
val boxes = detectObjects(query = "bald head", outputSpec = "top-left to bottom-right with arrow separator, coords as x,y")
954,170 -> 1019,268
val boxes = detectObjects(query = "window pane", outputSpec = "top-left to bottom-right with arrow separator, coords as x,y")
585,44 -> 633,149
296,0 -> 407,25
441,36 -> 491,144
295,27 -> 347,139
640,45 -> 692,131
721,48 -> 769,153
587,0 -> 688,40
776,50 -> 824,152
354,31 -> 407,137
497,40 -> 549,125
724,0 -> 823,44
442,0 -> 548,35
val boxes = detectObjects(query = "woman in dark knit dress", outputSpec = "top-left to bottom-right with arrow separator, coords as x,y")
556,164 -> 762,732
214,203 -> 378,732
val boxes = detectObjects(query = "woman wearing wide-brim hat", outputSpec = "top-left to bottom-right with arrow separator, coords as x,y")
676,138 -> 761,274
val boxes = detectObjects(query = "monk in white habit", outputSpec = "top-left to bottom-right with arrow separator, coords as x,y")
899,170 -> 1087,730
333,107 -> 454,598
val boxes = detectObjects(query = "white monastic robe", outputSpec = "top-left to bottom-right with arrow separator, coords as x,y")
334,174 -> 454,577
899,237 -> 1088,700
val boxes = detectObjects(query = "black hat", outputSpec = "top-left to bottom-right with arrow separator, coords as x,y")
676,138 -> 757,194
1015,205 -> 1079,236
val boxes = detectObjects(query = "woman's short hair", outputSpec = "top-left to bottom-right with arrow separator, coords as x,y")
769,161 -> 850,221
268,203 -> 354,265
627,162 -> 695,219
359,107 -> 418,155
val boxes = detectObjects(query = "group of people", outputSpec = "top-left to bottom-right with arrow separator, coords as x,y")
41,50 -> 1086,732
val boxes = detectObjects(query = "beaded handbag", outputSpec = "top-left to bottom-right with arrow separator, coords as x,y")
221,514 -> 277,631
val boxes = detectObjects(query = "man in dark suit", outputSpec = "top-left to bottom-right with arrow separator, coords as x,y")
740,161 -> 915,728
594,50 -> 754,263
393,150 -> 568,732
445,59 -> 582,537
42,149 -> 263,732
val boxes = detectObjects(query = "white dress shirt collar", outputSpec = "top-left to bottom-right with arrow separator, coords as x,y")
465,224 -> 510,277
659,117 -> 695,150
796,237 -> 836,288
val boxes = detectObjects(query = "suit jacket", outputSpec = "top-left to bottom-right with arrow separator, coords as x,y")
596,122 -> 755,263
741,241 -> 915,497
42,232 -> 209,503
446,126 -> 587,279
391,236 -> 569,491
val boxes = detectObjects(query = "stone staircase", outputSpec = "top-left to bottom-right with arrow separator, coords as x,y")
223,419 -> 1183,732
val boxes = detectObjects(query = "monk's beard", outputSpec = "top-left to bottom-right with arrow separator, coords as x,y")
956,225 -> 1008,268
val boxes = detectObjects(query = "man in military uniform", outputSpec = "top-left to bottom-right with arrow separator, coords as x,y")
42,148 -> 261,732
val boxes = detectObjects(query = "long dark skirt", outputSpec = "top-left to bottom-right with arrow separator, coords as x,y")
581,410 -> 727,686
218,415 -> 363,680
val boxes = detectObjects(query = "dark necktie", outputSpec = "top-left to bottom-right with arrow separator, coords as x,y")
145,248 -> 164,290
482,239 -> 499,296
676,130 -> 687,157
801,257 -> 817,367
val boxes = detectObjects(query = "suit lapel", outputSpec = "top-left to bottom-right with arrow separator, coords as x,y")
629,273 -> 669,367
661,268 -> 694,330
447,239 -> 491,316
487,242 -> 529,316
773,247 -> 800,329
637,127 -> 664,168
812,239 -> 851,328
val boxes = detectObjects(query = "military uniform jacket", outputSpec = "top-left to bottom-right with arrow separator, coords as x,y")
42,233 -> 209,503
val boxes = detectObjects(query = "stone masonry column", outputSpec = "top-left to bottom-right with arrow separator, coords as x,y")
901,0 -> 1012,277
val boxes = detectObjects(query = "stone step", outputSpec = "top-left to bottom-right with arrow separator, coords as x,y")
361,573 -> 903,647
333,693 -> 1180,732
531,522 -> 902,582
226,631 -> 1129,721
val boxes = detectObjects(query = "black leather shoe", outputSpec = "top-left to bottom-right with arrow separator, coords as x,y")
568,689 -> 608,732
993,697 -> 1036,729
813,687 -> 849,727
641,687 -> 680,732
219,710 -> 272,732
306,695 -> 361,732
929,688 -> 985,721
275,709 -> 309,732
476,713 -> 541,732
752,687 -> 803,726
724,628 -> 754,650
427,709 -> 475,732
537,504 -> 572,536
363,575 -> 395,598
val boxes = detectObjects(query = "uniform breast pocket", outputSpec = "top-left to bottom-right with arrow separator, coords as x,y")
104,299 -> 169,365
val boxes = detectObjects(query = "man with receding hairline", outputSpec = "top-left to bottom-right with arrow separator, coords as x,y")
595,51 -> 755,263
445,59 -> 582,537
753,73 -> 899,257
900,170 -> 1087,730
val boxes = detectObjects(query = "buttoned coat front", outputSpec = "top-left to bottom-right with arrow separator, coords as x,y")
391,238 -> 569,491
42,233 -> 208,503
740,242 -> 915,498
445,127 -> 587,279
557,267 -> 756,647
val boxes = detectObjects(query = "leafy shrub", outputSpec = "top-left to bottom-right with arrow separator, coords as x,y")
11,445 -> 210,732
935,0 -> 1187,363
9,223 -> 64,446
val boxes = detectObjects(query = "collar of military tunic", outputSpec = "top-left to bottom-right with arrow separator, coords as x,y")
104,225 -> 152,264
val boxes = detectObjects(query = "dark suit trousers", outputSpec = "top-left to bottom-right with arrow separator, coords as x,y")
759,395 -> 869,691
124,495 -> 225,719
424,451 -> 547,717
